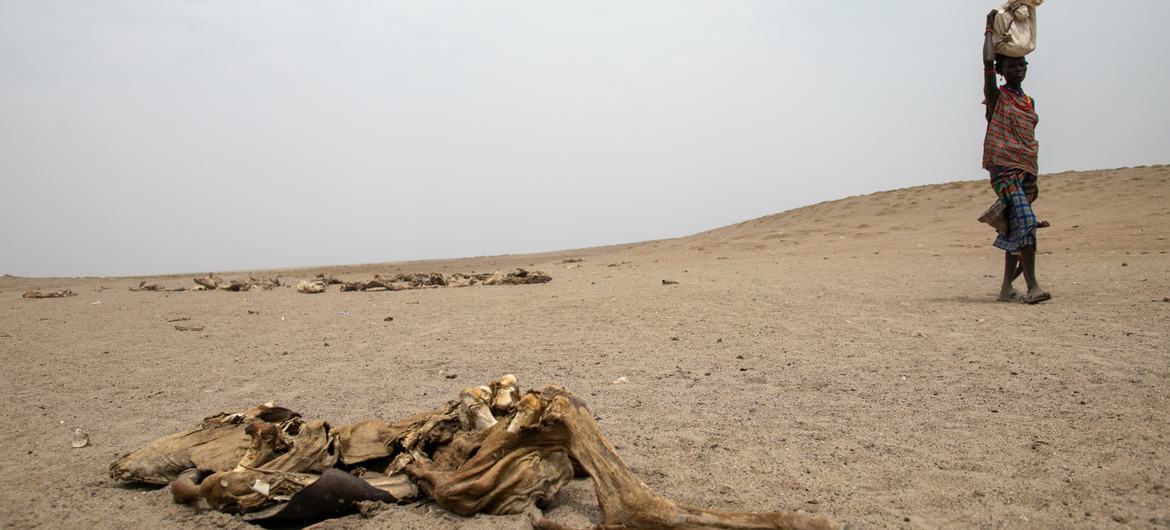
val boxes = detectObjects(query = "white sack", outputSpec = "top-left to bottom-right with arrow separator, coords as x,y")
993,0 -> 1043,58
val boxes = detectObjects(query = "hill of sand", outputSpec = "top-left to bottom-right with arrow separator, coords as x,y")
1,165 -> 1167,529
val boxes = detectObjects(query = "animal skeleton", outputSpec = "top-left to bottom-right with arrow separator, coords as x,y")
110,375 -> 839,529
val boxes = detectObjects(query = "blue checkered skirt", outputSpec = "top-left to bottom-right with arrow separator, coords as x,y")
990,167 -> 1038,253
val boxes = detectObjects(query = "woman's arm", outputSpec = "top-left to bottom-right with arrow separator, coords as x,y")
983,9 -> 1000,122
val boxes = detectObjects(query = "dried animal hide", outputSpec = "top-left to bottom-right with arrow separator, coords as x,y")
412,389 -> 840,530
22,289 -> 77,299
315,274 -> 346,285
193,275 -> 227,290
129,281 -> 166,292
112,375 -> 840,529
483,269 -> 553,286
194,418 -> 339,512
130,281 -> 203,292
190,274 -> 278,292
298,270 -> 550,293
248,276 -> 282,290
297,280 -> 327,294
110,403 -> 300,485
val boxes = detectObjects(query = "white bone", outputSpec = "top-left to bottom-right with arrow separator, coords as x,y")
459,386 -> 497,431
492,374 -> 520,414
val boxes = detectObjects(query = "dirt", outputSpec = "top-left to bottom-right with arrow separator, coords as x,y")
1,166 -> 1168,529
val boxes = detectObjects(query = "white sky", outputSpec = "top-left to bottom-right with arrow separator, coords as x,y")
2,0 -> 1167,277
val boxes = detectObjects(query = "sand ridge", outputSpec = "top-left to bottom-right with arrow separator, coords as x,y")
1,166 -> 1168,529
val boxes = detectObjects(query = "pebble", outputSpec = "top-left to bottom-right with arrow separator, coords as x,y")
384,316 -> 394,321
71,428 -> 90,448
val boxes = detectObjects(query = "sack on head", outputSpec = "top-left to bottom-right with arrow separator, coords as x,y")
993,0 -> 1043,58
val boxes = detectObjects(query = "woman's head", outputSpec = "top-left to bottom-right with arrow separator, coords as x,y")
995,54 -> 1029,86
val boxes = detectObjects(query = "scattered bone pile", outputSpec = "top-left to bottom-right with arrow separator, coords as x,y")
296,269 -> 552,294
109,375 -> 838,530
125,270 -> 550,295
129,275 -> 283,293
21,289 -> 77,299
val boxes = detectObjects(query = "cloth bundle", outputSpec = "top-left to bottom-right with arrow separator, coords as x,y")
993,0 -> 1044,57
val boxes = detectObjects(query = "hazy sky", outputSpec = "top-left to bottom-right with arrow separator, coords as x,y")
2,1 -> 1167,277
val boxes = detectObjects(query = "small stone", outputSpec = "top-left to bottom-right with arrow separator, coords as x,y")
324,342 -> 329,347
1112,515 -> 1127,524
71,428 -> 89,448
445,373 -> 457,379
662,279 -> 679,285
735,355 -> 744,359
1122,263 -> 1128,267
612,376 -> 629,385
384,316 -> 394,322
670,337 -> 679,341
1163,297 -> 1170,303
716,338 -> 723,343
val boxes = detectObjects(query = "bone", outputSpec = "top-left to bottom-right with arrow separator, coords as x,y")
459,386 -> 498,432
491,374 -> 521,414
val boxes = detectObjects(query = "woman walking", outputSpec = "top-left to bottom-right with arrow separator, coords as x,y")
983,9 -> 1051,304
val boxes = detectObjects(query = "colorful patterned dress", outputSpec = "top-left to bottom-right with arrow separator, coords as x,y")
983,85 -> 1039,253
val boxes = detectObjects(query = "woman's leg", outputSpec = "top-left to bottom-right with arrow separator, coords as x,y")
1020,245 -> 1050,303
999,252 -> 1021,301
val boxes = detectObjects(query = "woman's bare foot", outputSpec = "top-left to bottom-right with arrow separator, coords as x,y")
1024,287 -> 1052,304
997,287 -> 1023,302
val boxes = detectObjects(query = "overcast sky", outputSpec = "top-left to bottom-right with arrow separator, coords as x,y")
2,0 -> 1167,277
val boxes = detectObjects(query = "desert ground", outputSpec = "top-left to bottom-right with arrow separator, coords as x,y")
1,166 -> 1167,529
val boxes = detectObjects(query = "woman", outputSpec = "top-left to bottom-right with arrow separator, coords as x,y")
983,9 -> 1051,304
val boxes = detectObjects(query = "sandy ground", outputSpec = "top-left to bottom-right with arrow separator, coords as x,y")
1,165 -> 1168,530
